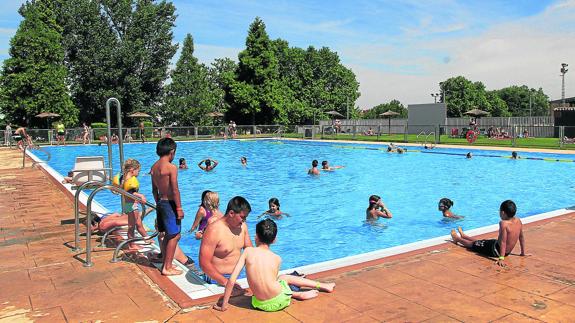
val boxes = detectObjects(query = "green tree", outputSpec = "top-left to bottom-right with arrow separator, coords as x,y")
228,17 -> 278,124
208,58 -> 237,116
0,1 -> 77,127
440,76 -> 510,117
304,46 -> 360,122
164,34 -> 215,126
56,0 -> 178,124
361,100 -> 407,119
271,40 -> 360,124
497,85 -> 549,116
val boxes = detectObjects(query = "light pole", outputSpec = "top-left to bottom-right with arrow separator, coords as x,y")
529,89 -> 532,117
431,93 -> 440,103
561,63 -> 569,107
439,82 -> 447,104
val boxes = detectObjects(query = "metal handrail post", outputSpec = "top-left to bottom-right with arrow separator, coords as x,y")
73,180 -> 106,252
22,144 -> 28,168
84,184 -> 159,266
105,98 -> 125,177
404,124 -> 408,143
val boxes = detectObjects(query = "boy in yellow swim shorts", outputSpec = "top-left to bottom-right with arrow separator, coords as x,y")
113,159 -> 150,250
213,219 -> 335,312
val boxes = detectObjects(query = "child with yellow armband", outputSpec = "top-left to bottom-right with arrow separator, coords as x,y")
113,159 -> 152,250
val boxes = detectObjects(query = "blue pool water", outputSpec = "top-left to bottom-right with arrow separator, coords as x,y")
40,140 -> 575,270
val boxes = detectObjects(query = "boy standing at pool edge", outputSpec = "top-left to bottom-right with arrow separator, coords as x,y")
214,219 -> 335,312
450,200 -> 528,267
151,138 -> 184,276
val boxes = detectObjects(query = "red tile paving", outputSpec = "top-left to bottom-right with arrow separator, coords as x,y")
1,147 -> 575,322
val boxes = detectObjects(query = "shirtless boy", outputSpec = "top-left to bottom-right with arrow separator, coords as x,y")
150,138 -> 184,276
213,219 -> 335,312
198,158 -> 219,171
451,200 -> 528,267
308,160 -> 320,175
321,160 -> 344,171
199,196 -> 253,295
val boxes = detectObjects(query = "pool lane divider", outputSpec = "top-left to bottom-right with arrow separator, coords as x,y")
331,144 -> 575,162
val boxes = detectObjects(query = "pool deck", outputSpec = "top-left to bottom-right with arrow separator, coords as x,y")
2,146 -> 575,322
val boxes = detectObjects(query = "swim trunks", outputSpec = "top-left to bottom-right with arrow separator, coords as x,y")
57,131 -> 65,136
157,200 -> 181,237
122,202 -> 139,213
252,280 -> 293,312
471,239 -> 500,258
203,273 -> 231,285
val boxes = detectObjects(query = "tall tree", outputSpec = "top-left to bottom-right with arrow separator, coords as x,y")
0,1 -> 77,127
56,0 -> 178,124
208,58 -> 237,115
440,76 -> 510,117
497,86 -> 549,116
228,17 -> 278,124
163,34 -> 215,126
362,100 -> 407,119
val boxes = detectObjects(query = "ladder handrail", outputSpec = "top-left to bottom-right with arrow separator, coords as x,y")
425,132 -> 436,148
73,180 -> 108,251
22,143 -> 51,168
416,131 -> 426,142
84,184 -> 159,267
105,98 -> 125,178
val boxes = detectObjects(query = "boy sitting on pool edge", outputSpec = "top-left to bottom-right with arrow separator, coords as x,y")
450,200 -> 529,267
213,219 -> 335,312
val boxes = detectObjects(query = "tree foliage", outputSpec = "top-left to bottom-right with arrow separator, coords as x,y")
361,100 -> 407,119
227,17 -> 361,125
496,86 -> 549,116
164,34 -> 216,126
439,76 -> 512,117
57,0 -> 178,124
0,0 -> 77,127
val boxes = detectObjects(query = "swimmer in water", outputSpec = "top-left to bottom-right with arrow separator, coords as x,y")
198,158 -> 219,171
179,158 -> 188,169
308,160 -> 320,175
466,152 -> 472,159
259,198 -> 290,220
438,198 -> 463,219
241,156 -> 247,166
366,195 -> 392,221
321,160 -> 344,171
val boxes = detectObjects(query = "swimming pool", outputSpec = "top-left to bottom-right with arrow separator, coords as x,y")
40,140 -> 575,270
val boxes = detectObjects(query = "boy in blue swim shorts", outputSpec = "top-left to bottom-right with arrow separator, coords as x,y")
213,219 -> 336,312
151,138 -> 185,276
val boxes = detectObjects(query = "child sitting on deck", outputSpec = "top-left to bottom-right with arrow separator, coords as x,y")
450,200 -> 529,267
213,219 -> 335,312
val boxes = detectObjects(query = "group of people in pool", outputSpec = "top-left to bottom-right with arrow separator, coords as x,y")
177,156 -> 249,170
89,137 -> 530,313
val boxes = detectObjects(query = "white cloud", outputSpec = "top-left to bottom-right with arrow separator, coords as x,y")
0,28 -> 16,35
351,1 -> 575,109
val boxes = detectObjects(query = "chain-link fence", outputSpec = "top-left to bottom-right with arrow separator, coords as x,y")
2,124 -> 575,150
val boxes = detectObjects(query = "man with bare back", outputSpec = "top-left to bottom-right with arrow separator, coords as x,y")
150,137 -> 184,276
199,196 -> 253,295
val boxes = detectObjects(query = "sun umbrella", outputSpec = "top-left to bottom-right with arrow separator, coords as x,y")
379,110 -> 400,134
206,111 -> 224,117
36,112 -> 60,118
128,112 -> 152,118
35,112 -> 61,130
325,110 -> 344,118
463,108 -> 489,117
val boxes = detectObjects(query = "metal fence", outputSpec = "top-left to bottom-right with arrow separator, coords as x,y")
2,122 -> 575,150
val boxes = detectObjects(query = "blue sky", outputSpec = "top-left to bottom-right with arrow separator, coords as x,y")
1,0 -> 574,108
